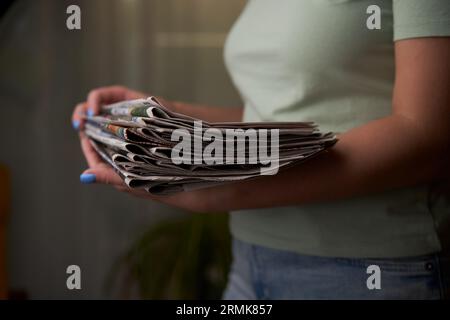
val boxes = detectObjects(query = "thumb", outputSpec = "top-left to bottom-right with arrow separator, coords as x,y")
80,167 -> 123,186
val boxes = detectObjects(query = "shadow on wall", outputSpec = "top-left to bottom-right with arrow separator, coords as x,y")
0,0 -> 244,299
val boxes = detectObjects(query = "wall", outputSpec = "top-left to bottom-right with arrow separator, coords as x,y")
0,0 -> 244,299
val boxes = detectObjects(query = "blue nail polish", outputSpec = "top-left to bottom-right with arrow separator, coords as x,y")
72,120 -> 80,130
80,173 -> 96,184
87,109 -> 94,117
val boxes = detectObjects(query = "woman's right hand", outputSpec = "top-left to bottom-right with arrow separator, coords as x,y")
71,85 -> 149,130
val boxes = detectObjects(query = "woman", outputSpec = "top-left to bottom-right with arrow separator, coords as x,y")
72,0 -> 450,299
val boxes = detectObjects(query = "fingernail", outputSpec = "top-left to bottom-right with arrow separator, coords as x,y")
72,120 -> 80,130
80,173 -> 96,184
87,109 -> 94,117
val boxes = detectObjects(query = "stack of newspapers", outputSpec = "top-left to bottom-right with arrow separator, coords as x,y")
84,97 -> 337,195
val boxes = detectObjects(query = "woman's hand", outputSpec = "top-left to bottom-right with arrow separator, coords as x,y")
73,86 -> 151,196
78,131 -> 218,212
73,85 -> 203,211
73,85 -> 245,212
71,85 -> 149,130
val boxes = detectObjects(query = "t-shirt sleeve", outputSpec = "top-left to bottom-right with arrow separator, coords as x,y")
393,0 -> 450,41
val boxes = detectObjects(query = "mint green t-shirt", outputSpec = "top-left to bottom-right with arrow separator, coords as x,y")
224,0 -> 450,258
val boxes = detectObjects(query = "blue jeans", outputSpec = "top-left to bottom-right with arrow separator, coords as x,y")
223,238 -> 450,300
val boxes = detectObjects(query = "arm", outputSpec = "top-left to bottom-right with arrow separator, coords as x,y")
173,101 -> 243,122
161,98 -> 243,123
195,37 -> 450,211
79,38 -> 450,213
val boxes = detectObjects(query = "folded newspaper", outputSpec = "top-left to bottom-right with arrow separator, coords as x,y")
84,97 -> 337,195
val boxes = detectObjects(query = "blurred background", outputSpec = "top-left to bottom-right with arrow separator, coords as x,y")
0,0 -> 245,299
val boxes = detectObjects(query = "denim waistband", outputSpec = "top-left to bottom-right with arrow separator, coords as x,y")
223,238 -> 449,300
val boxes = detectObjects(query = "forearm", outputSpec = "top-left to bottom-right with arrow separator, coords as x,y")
79,38 -> 450,215
207,38 -> 450,211
213,114 -> 449,211
167,100 -> 243,123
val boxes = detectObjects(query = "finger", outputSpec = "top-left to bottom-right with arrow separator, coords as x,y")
86,85 -> 126,117
80,166 -> 124,186
115,185 -> 130,192
118,186 -> 160,200
79,133 -> 103,168
71,102 -> 88,130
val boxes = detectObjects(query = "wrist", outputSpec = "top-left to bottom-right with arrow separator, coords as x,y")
170,100 -> 183,114
156,96 -> 180,113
